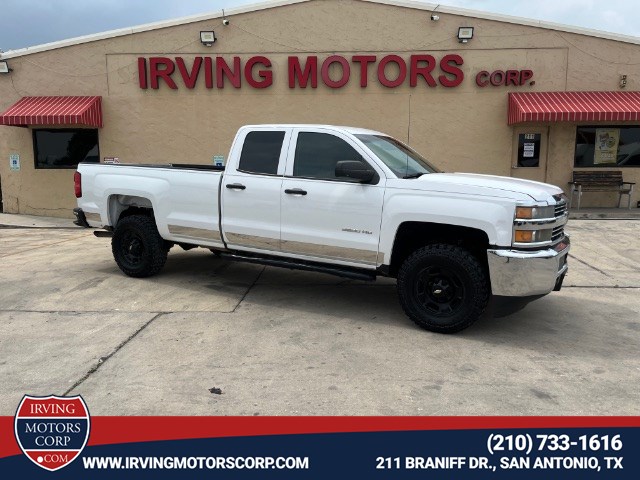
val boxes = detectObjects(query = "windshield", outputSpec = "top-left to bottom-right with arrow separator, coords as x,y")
355,134 -> 440,178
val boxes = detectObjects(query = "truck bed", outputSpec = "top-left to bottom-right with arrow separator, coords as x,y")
79,162 -> 225,171
76,162 -> 224,248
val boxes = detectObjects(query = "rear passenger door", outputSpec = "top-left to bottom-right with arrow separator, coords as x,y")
280,128 -> 385,268
221,128 -> 291,252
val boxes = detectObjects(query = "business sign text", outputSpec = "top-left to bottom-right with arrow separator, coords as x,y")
137,55 -> 533,90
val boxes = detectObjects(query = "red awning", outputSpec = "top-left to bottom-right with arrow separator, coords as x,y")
508,91 -> 640,125
0,96 -> 103,128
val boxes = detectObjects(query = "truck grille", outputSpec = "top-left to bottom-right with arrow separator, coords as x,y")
552,194 -> 568,244
513,195 -> 568,248
553,195 -> 568,218
552,225 -> 564,242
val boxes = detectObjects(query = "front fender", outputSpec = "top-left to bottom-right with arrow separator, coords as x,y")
379,190 -> 514,263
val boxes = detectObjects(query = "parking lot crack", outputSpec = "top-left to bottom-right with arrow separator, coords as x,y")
63,312 -> 167,395
232,266 -> 265,313
564,285 -> 640,289
567,254 -> 612,277
0,225 -> 81,230
0,234 -> 87,258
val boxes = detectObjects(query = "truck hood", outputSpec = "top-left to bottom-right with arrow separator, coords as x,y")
389,172 -> 563,203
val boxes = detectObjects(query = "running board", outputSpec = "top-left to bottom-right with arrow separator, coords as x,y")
93,230 -> 113,238
219,252 -> 377,281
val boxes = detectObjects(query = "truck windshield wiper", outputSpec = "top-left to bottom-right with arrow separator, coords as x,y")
402,172 -> 425,179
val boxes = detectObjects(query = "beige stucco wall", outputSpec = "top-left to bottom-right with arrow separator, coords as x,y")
1,0 -> 639,216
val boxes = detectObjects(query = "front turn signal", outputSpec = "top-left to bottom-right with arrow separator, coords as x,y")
515,207 -> 534,219
514,230 -> 534,243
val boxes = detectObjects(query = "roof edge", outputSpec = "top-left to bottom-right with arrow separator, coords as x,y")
1,0 -> 639,60
0,0 -> 312,59
364,0 -> 640,45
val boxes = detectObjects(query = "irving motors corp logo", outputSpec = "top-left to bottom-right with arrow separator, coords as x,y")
14,395 -> 90,471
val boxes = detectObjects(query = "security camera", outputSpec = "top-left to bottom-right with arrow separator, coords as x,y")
222,18 -> 230,26
430,14 -> 440,21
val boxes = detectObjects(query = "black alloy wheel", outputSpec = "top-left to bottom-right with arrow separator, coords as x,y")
415,265 -> 465,317
120,230 -> 145,268
397,244 -> 489,333
111,214 -> 168,278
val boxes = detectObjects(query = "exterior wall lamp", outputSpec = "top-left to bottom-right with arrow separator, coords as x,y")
200,31 -> 216,47
457,27 -> 474,43
0,60 -> 11,73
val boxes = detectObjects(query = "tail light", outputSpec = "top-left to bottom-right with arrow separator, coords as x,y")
74,171 -> 82,198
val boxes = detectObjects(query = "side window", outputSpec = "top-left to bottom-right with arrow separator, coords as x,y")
33,129 -> 99,169
238,131 -> 285,175
293,132 -> 364,180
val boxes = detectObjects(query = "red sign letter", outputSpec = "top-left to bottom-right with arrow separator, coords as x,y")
176,57 -> 202,89
149,57 -> 178,89
245,56 -> 273,88
352,55 -> 376,87
204,57 -> 213,88
377,55 -> 407,88
438,54 -> 464,88
321,55 -> 350,89
490,70 -> 505,86
475,70 -> 489,87
505,69 -> 520,86
409,55 -> 436,87
288,56 -> 318,88
138,58 -> 148,89
216,57 -> 242,88
520,70 -> 533,85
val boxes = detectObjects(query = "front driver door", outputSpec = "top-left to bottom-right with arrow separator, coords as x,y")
280,129 -> 385,268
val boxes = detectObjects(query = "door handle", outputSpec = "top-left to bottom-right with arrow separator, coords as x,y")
284,188 -> 307,196
226,183 -> 246,190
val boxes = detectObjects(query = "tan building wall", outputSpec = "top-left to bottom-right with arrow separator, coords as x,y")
1,0 -> 639,217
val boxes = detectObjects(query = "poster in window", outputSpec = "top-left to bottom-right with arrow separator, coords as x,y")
517,133 -> 541,167
594,128 -> 620,165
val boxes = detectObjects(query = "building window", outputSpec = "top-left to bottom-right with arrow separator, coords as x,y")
293,132 -> 364,180
575,126 -> 640,167
33,129 -> 99,169
238,131 -> 285,175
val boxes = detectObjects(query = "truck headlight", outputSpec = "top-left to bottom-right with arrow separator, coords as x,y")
514,229 -> 553,243
515,205 -> 554,220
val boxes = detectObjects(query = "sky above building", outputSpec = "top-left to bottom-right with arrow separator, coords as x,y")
1,0 -> 639,52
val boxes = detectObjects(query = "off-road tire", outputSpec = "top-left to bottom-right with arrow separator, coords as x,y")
112,215 -> 167,277
397,244 -> 489,333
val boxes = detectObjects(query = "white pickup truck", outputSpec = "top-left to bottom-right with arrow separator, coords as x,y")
74,124 -> 569,333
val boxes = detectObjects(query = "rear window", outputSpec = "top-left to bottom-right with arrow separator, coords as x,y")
238,131 -> 285,175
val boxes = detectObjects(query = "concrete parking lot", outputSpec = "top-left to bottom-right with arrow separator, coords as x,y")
0,217 -> 638,415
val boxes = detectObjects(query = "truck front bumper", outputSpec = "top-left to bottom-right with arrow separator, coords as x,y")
487,236 -> 570,297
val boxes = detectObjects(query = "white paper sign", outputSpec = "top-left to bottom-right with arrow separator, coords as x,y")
9,154 -> 20,171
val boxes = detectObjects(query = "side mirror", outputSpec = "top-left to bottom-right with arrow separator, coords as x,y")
335,160 -> 376,183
